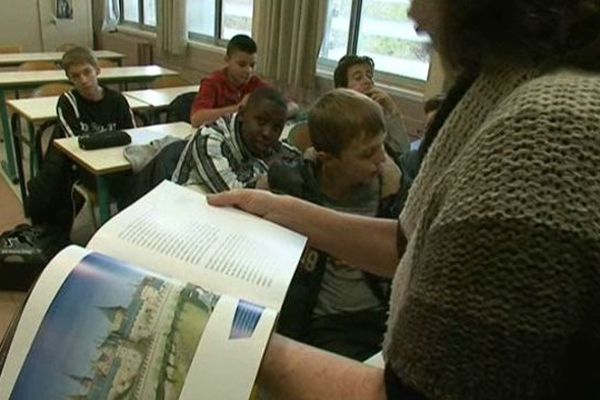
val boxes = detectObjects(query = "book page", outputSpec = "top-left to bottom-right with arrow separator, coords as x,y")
0,245 -> 273,400
180,295 -> 277,400
87,181 -> 307,311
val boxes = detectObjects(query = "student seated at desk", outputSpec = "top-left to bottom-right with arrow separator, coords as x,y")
173,87 -> 300,193
334,55 -> 410,160
190,34 -> 298,128
263,89 -> 407,361
27,46 -> 135,236
57,46 -> 135,136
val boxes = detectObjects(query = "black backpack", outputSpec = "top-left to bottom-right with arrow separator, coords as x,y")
0,224 -> 69,291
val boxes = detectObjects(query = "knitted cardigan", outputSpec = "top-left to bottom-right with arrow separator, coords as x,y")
383,65 -> 600,399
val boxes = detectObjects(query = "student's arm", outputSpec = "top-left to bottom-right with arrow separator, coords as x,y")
257,334 -> 386,400
253,76 -> 300,119
190,80 -> 242,127
385,112 -> 411,156
117,94 -> 136,129
208,189 -> 402,277
56,93 -> 83,137
190,104 -> 240,128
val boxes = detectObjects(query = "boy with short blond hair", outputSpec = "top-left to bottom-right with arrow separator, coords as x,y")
57,46 -> 135,136
265,88 -> 408,360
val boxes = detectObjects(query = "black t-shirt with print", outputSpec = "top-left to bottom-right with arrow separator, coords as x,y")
56,85 -> 135,136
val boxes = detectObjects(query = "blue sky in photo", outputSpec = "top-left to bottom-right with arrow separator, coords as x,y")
10,252 -> 164,399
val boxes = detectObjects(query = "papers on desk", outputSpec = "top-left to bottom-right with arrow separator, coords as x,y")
129,129 -> 175,145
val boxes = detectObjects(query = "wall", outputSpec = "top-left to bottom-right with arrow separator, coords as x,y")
0,0 -> 43,51
0,0 -> 92,52
37,0 -> 93,50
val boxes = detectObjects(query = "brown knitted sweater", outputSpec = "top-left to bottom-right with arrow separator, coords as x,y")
383,65 -> 600,399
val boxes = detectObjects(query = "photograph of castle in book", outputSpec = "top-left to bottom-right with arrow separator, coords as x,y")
10,252 -> 219,400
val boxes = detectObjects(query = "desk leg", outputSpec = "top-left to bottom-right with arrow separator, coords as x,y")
28,121 -> 37,177
97,176 -> 110,225
0,90 -> 18,182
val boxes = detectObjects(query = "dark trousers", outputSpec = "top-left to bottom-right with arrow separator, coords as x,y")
308,309 -> 388,361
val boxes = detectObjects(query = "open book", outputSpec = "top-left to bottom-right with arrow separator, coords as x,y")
0,181 -> 307,400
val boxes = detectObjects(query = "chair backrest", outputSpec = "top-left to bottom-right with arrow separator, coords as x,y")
31,83 -> 72,98
18,61 -> 59,71
36,122 -> 64,163
150,75 -> 190,89
55,43 -> 78,52
0,45 -> 22,54
97,59 -> 117,68
166,92 -> 197,123
286,121 -> 312,152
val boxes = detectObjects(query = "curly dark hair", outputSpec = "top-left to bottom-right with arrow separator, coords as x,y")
436,0 -> 600,71
333,55 -> 375,88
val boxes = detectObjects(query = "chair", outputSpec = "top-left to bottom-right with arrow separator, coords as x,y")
55,43 -> 78,52
32,83 -> 72,164
10,83 -> 72,184
17,61 -> 59,71
150,75 -> 190,89
166,92 -> 197,123
11,62 -> 59,99
97,59 -> 118,68
285,121 -> 312,152
13,113 -> 101,237
12,119 -> 99,238
31,82 -> 73,98
11,120 -> 63,218
0,45 -> 22,54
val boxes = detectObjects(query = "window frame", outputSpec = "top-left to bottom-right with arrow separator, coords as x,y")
118,0 -> 157,31
187,0 -> 252,47
318,0 -> 429,90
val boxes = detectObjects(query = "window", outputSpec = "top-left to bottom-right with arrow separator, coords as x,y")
188,0 -> 253,43
120,0 -> 157,28
320,0 -> 430,82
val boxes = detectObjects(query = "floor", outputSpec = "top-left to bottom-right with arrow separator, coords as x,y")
0,149 -> 28,340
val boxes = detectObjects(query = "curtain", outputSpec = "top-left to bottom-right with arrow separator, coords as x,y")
92,0 -> 120,34
252,0 -> 327,90
157,0 -> 188,56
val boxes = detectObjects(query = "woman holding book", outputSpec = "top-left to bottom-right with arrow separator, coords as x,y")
209,0 -> 600,398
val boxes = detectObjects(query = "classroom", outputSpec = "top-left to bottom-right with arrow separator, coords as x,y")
0,1 -> 598,399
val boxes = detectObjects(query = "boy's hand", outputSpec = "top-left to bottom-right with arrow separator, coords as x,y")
238,93 -> 251,111
365,88 -> 397,116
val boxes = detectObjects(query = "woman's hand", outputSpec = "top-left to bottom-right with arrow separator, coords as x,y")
207,189 -> 287,222
209,188 -> 401,276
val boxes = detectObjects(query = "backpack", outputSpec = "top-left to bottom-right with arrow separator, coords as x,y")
0,224 -> 69,291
